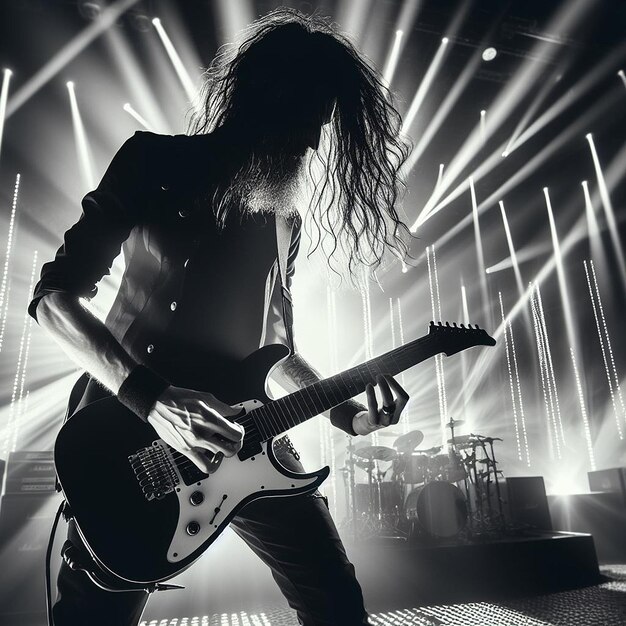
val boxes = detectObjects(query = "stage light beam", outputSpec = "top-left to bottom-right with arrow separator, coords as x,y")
152,18 -> 198,105
586,133 -> 626,290
499,201 -> 524,299
0,68 -> 12,161
618,69 -> 626,89
382,30 -> 403,89
123,102 -> 156,132
67,81 -> 95,190
470,177 -> 490,326
5,0 -> 140,119
401,37 -> 450,135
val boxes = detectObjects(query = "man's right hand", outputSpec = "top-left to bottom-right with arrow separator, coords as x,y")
147,385 -> 245,473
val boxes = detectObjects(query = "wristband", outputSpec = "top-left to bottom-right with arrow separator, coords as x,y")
117,364 -> 170,422
329,399 -> 364,436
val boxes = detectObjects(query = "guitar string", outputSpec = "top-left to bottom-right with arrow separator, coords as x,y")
153,329 -> 483,474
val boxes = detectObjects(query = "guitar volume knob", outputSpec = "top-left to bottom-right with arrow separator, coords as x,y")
189,491 -> 204,506
186,521 -> 200,536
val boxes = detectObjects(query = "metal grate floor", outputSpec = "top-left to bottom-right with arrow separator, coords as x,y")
141,565 -> 626,626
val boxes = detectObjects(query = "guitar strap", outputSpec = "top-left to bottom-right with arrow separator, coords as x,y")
274,214 -> 297,355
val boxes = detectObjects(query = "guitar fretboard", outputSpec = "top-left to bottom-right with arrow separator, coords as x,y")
246,334 -> 438,441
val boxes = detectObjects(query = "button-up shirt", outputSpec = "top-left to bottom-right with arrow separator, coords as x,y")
28,130 -> 301,394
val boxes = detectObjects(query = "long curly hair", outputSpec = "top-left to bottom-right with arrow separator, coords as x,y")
187,7 -> 412,278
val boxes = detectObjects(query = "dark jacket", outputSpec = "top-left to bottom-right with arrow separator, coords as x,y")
29,130 -> 300,415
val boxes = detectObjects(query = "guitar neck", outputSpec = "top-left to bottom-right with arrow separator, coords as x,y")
249,334 -> 439,441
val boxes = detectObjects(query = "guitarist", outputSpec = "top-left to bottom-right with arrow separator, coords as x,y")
30,8 -> 411,626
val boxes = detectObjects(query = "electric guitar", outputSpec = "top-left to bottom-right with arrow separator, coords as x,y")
54,321 -> 495,585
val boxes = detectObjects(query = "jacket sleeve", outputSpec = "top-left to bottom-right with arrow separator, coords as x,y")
28,131 -> 148,322
261,216 -> 301,350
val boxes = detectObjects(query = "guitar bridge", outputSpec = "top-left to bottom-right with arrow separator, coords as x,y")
128,441 -> 179,501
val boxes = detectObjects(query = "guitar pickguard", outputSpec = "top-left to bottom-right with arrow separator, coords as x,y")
166,399 -> 327,563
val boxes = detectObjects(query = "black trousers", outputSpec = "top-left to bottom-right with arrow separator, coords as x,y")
52,446 -> 369,626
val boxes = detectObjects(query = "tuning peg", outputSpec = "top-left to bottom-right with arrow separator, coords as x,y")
452,322 -> 458,327
475,324 -> 480,329
460,323 -> 465,328
438,321 -> 443,326
445,321 -> 450,327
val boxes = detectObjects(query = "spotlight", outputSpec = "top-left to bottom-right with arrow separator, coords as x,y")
77,1 -> 102,21
442,37 -> 449,44
152,17 -> 161,26
129,10 -> 152,32
482,47 -> 497,62
4,68 -> 12,77
66,80 -> 74,89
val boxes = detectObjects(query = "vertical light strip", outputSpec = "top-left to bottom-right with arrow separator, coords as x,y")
571,346 -> 597,469
618,69 -> 626,89
5,252 -> 38,455
499,293 -> 522,460
152,18 -> 198,104
530,287 -> 559,459
427,247 -> 446,446
361,272 -> 377,445
535,285 -> 566,447
589,260 -> 626,422
430,245 -> 449,426
0,173 -> 20,354
586,133 -> 626,289
396,297 -> 410,434
0,68 -> 12,160
325,287 -> 339,516
583,261 -> 624,439
509,314 -> 530,466
470,177 -> 490,324
67,81 -> 95,190
12,251 -> 38,451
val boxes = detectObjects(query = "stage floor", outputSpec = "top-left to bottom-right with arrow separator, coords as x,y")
140,564 -> 626,626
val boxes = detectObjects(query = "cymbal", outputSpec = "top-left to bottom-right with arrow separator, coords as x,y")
413,446 -> 442,456
393,430 -> 424,453
375,431 -> 402,437
354,445 -> 398,462
447,434 -> 476,446
445,419 -> 465,428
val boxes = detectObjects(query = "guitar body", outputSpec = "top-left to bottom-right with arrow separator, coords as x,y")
54,344 -> 329,584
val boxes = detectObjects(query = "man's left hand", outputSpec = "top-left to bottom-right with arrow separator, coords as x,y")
352,374 -> 409,436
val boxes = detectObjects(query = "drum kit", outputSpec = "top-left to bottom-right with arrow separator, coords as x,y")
341,418 -> 506,542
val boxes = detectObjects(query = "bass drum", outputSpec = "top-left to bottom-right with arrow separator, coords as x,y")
405,481 -> 467,538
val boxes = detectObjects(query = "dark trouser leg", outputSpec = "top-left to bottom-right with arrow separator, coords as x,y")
230,446 -> 369,626
51,522 -> 149,626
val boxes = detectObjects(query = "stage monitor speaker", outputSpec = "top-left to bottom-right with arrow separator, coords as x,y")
588,468 -> 626,502
503,476 -> 552,530
0,493 -> 62,625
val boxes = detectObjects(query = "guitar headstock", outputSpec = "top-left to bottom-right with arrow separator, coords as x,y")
428,321 -> 496,356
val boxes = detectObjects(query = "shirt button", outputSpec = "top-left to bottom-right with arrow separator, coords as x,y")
178,209 -> 190,218
170,301 -> 177,311
146,344 -> 155,354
